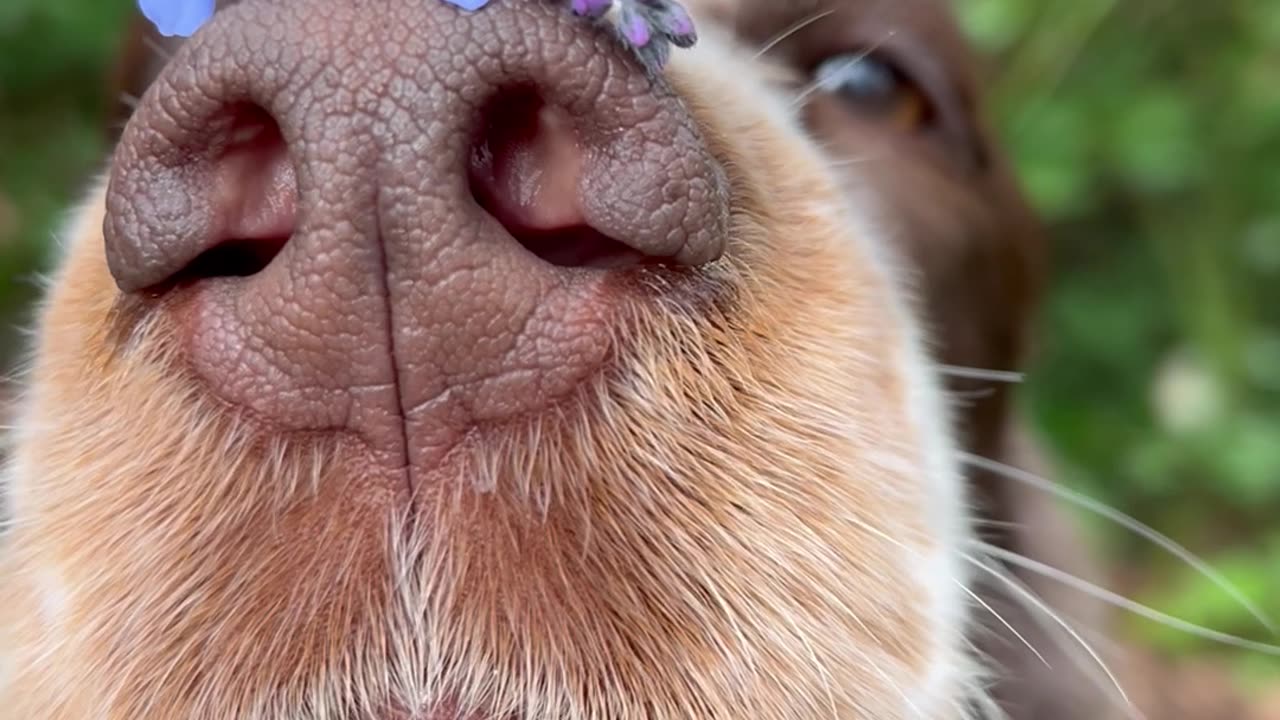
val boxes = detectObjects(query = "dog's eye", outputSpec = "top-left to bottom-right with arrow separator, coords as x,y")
812,51 -> 932,131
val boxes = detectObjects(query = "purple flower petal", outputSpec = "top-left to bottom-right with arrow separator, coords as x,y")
619,6 -> 652,47
635,36 -> 671,70
570,0 -> 613,18
440,0 -> 492,10
138,0 -> 215,38
652,3 -> 696,47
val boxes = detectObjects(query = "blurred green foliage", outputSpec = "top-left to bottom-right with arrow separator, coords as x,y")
0,0 -> 133,367
957,0 -> 1280,682
0,0 -> 1277,687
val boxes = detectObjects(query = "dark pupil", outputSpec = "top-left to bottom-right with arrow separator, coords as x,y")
816,54 -> 901,110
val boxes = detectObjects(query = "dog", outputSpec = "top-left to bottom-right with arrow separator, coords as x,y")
2,0 -> 1120,717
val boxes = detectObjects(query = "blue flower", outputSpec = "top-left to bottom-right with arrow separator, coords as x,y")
137,0 -> 215,38
135,0 -> 696,71
570,0 -> 613,19
138,0 -> 494,38
441,0 -> 493,10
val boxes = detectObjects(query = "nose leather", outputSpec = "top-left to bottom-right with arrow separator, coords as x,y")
104,0 -> 730,490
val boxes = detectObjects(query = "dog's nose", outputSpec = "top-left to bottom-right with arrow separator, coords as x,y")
104,0 -> 728,477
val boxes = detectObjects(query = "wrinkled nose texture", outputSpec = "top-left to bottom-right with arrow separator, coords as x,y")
104,0 -> 729,489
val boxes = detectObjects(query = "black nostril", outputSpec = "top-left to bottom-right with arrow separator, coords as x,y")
175,103 -> 294,284
98,0 -> 733,463
107,0 -> 727,299
502,226 -> 650,270
467,87 -> 654,271
166,236 -> 290,288
115,100 -> 298,294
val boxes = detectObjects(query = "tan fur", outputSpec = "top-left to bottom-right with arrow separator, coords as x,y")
0,13 -> 979,720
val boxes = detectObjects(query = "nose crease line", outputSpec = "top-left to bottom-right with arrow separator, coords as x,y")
360,33 -> 415,499
372,184 -> 414,498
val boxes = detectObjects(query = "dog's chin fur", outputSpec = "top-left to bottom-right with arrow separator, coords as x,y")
0,23 -> 979,720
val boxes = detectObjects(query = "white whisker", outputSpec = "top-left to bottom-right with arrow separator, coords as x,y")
753,9 -> 836,60
964,683 -> 1006,720
958,580 -> 1050,669
938,365 -> 1025,384
978,541 -> 1280,657
810,140 -> 893,171
143,36 -> 174,63
828,155 -> 875,167
832,509 -> 1054,689
974,555 -> 1144,720
962,551 -> 1139,717
1012,0 -> 1124,139
971,519 -> 1025,531
827,148 -> 896,169
952,388 -> 998,403
962,451 -> 1276,635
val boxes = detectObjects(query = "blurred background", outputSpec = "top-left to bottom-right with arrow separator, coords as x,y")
958,0 -> 1280,694
1,0 -> 1278,713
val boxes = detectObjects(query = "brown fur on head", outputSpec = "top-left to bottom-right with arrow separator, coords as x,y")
3,1 -> 1113,718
